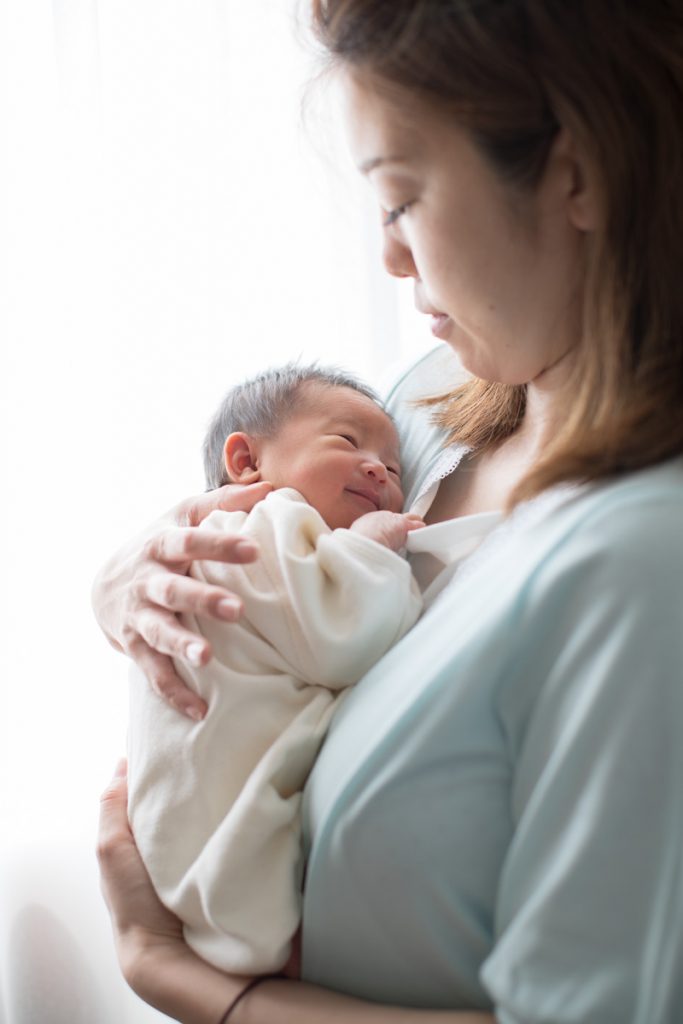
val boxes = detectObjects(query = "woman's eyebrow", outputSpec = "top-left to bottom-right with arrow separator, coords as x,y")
359,154 -> 407,175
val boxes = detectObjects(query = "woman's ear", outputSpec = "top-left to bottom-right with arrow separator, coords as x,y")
223,433 -> 262,484
550,124 -> 601,232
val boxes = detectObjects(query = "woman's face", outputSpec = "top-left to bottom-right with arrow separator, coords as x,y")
341,71 -> 587,386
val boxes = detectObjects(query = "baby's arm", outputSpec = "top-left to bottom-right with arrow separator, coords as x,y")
350,511 -> 424,552
237,494 -> 423,689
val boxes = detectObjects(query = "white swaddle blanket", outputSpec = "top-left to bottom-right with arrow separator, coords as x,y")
127,486 -> 501,972
128,488 -> 422,972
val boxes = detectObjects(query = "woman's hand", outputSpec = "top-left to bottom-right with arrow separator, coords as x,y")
97,759 -> 185,982
98,763 -> 492,1024
97,760 -> 253,1020
92,481 -> 272,719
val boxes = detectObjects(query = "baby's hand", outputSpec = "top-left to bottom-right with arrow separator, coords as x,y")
350,512 -> 424,552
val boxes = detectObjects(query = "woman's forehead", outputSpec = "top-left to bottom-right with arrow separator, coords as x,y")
338,68 -> 430,170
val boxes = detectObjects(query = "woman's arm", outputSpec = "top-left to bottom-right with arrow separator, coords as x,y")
98,763 -> 494,1024
92,481 -> 272,719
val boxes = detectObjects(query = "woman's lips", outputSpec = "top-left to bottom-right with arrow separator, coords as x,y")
429,313 -> 452,339
414,295 -> 452,339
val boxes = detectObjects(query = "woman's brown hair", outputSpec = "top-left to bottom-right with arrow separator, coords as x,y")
310,0 -> 683,504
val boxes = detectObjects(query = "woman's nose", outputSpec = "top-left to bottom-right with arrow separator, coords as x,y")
382,230 -> 418,279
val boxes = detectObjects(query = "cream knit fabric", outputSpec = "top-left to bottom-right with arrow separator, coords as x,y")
128,488 -> 422,973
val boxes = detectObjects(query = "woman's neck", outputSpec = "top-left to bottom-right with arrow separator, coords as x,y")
425,355 -> 574,524
520,342 -> 578,453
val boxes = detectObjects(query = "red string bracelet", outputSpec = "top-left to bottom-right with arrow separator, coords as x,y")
218,974 -> 281,1024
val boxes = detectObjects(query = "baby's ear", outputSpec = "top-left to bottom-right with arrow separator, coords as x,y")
223,433 -> 262,484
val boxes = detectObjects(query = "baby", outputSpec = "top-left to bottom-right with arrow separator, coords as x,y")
127,364 -> 424,974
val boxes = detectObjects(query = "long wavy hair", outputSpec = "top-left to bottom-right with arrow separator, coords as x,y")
310,0 -> 683,503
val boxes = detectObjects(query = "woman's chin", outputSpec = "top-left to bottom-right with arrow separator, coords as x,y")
443,330 -> 529,385
442,331 -> 494,380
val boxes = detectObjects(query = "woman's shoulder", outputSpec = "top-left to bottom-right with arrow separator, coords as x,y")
448,458 -> 683,646
510,458 -> 683,617
549,458 -> 683,563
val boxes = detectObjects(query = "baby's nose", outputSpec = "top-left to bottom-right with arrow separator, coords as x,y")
362,457 -> 388,483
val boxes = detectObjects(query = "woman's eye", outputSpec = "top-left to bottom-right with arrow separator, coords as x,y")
382,202 -> 411,228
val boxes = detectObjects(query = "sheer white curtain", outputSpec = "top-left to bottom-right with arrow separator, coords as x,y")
1,6 -> 430,1018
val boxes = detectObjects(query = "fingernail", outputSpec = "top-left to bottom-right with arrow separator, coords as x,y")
186,706 -> 204,722
217,597 -> 240,619
186,642 -> 205,666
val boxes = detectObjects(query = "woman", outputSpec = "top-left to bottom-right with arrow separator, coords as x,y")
95,2 -> 683,1021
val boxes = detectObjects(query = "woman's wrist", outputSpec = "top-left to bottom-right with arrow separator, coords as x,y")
121,930 -> 251,1024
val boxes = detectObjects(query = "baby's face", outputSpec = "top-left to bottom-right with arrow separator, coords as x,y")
257,385 -> 404,529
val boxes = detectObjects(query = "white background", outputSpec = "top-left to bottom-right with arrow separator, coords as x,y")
0,5 -> 433,1017
1,3 -> 430,870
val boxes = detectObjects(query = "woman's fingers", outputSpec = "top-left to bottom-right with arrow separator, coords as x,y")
98,759 -> 129,838
97,760 -> 184,950
143,573 -> 244,622
144,527 -> 260,569
134,606 -> 207,661
182,480 -> 273,527
97,759 -> 133,909
93,483 -> 272,717
130,642 -> 208,720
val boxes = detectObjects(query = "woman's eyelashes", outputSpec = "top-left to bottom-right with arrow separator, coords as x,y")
382,201 -> 412,228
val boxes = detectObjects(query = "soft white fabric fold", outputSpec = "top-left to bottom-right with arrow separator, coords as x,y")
127,488 -> 422,972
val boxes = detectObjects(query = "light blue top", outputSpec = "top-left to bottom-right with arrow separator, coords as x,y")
300,345 -> 683,1023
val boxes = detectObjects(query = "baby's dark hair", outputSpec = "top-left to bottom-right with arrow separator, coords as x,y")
203,362 -> 383,489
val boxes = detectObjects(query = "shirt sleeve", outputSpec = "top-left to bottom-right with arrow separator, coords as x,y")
480,493 -> 683,1024
196,492 -> 422,690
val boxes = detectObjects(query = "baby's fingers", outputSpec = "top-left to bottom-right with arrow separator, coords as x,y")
403,514 -> 426,530
130,641 -> 208,721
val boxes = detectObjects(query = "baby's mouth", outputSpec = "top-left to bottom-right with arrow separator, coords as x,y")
346,488 -> 380,511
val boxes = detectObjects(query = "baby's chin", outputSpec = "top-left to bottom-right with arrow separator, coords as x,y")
322,514 -> 360,530
319,506 -> 369,530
